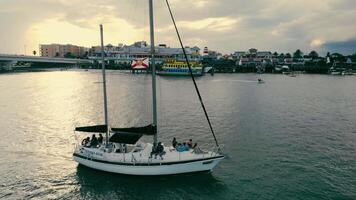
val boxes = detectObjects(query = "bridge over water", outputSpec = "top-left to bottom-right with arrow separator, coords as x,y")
0,54 -> 92,71
0,54 -> 92,64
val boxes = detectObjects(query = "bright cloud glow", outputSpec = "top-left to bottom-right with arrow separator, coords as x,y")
193,0 -> 209,8
179,17 -> 239,31
157,17 -> 239,33
310,39 -> 325,48
28,17 -> 143,48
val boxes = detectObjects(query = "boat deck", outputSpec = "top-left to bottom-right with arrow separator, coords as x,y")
74,143 -> 222,165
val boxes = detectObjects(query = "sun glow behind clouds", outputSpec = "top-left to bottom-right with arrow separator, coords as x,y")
27,17 -> 144,48
193,0 -> 209,8
310,39 -> 324,48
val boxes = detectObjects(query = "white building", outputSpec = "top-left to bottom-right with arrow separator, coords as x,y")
233,48 -> 272,65
89,42 -> 201,64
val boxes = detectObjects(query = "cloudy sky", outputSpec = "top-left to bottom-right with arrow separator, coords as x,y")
0,0 -> 355,55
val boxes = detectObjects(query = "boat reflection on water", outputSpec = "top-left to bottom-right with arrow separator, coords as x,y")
75,164 -> 227,199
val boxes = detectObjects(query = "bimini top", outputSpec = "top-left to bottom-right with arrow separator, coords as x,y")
110,124 -> 156,144
111,124 -> 156,135
75,124 -> 156,144
75,125 -> 107,133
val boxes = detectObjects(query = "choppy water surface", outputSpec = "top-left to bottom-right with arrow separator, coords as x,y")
0,71 -> 355,200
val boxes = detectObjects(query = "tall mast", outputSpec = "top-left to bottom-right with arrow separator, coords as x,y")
149,0 -> 158,146
100,24 -> 109,146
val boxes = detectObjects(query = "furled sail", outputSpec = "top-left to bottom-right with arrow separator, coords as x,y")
75,125 -> 107,133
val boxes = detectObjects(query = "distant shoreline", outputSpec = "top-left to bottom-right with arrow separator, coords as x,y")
1,67 -> 355,76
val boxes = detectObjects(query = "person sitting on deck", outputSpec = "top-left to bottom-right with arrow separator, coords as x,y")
187,139 -> 193,148
98,134 -> 104,145
150,144 -> 157,158
172,137 -> 178,148
192,142 -> 198,149
90,134 -> 98,148
176,143 -> 185,152
156,142 -> 166,159
81,137 -> 90,147
183,142 -> 190,151
150,142 -> 165,159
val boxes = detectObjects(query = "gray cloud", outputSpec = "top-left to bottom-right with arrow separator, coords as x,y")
323,38 -> 356,55
0,0 -> 355,54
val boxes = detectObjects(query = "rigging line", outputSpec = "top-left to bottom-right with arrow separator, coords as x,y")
164,0 -> 221,150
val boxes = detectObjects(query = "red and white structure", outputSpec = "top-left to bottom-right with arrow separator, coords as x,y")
131,58 -> 149,69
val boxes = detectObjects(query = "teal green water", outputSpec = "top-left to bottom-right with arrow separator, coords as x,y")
0,71 -> 355,199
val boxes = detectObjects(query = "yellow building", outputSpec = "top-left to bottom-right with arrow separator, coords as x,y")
40,44 -> 88,58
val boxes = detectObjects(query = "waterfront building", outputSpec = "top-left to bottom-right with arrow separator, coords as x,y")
233,48 -> 272,65
89,41 -> 202,64
40,44 -> 89,58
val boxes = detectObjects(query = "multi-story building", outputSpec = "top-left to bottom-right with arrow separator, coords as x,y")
40,44 -> 89,58
89,42 -> 202,64
233,48 -> 272,65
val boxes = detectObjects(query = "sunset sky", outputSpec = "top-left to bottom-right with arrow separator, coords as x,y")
0,0 -> 355,55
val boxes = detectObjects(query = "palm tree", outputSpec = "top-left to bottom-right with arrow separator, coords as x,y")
308,51 -> 319,59
331,53 -> 346,63
293,49 -> 303,58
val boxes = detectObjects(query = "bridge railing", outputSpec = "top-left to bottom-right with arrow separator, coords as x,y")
0,54 -> 92,64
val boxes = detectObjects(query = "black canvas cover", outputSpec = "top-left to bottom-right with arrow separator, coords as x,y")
109,132 -> 143,144
75,125 -> 107,133
111,124 -> 156,135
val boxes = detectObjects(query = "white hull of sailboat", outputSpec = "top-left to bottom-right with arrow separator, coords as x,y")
73,154 -> 223,175
73,144 -> 224,176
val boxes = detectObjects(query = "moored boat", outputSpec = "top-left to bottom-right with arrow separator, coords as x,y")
157,59 -> 203,76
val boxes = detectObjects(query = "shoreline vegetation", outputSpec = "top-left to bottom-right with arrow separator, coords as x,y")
1,51 -> 355,75
1,64 -> 355,75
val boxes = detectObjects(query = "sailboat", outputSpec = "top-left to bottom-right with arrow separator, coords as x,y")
73,0 -> 224,175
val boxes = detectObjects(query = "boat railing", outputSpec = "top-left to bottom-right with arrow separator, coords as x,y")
131,153 -> 137,164
211,145 -> 224,157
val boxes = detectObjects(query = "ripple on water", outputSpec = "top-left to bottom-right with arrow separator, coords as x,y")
0,72 -> 356,199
